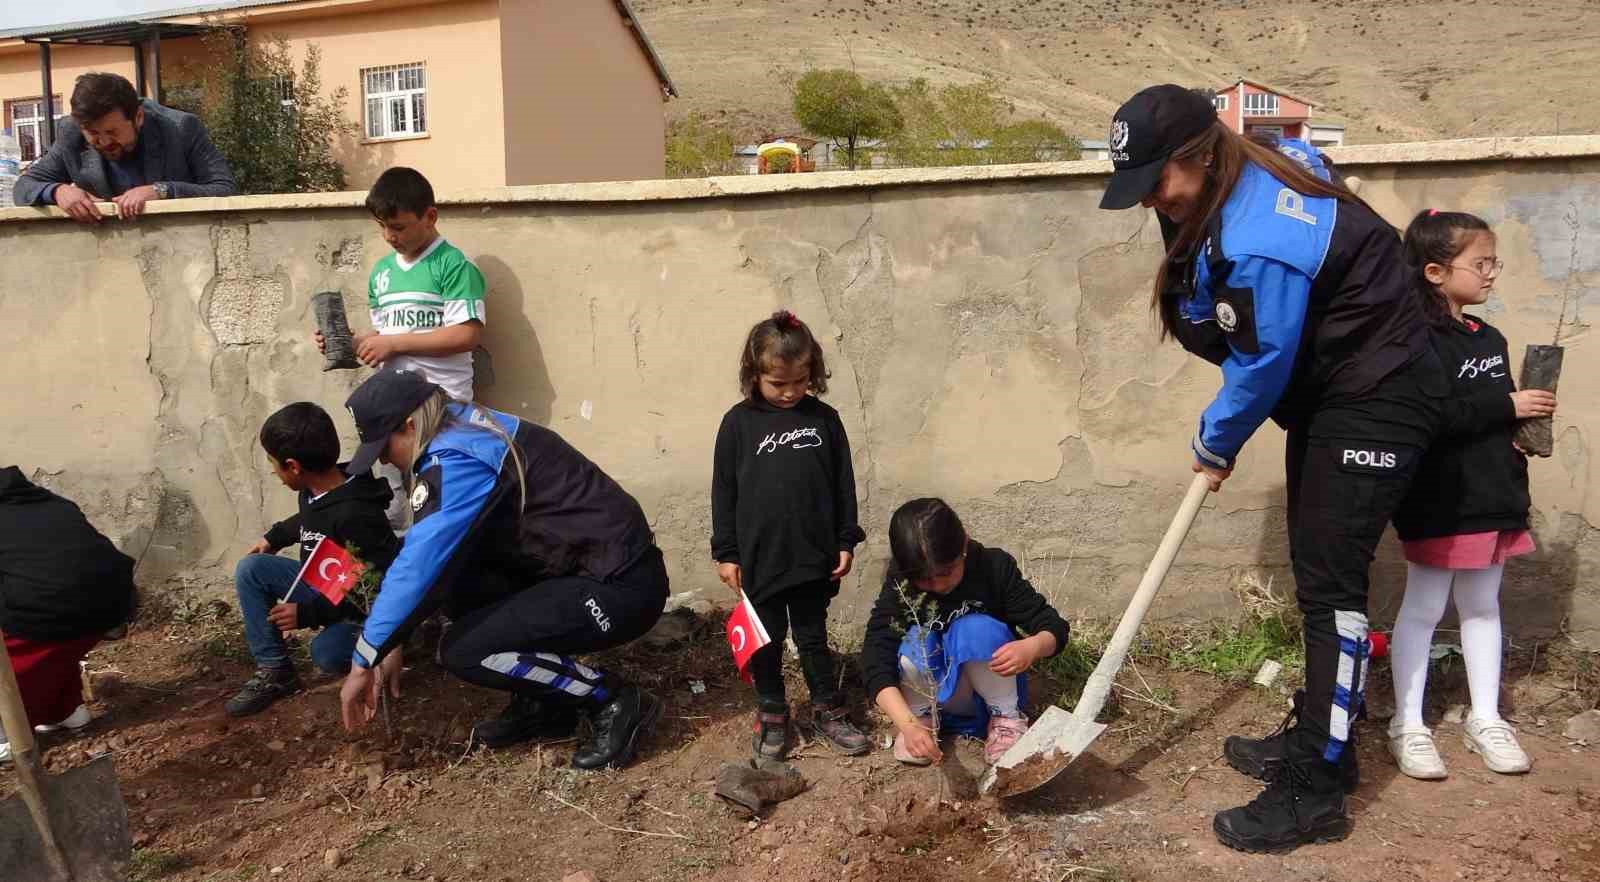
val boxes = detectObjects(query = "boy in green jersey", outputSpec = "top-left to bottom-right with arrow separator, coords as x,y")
317,167 -> 486,401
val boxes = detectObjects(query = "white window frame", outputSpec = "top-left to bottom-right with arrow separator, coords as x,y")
1213,94 -> 1229,112
7,96 -> 63,164
361,62 -> 428,142
1243,92 -> 1280,117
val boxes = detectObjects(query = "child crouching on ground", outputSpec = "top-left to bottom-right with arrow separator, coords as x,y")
861,498 -> 1071,765
226,403 -> 401,717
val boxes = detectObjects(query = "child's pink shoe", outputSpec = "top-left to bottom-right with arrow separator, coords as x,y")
892,711 -> 936,766
984,715 -> 1029,764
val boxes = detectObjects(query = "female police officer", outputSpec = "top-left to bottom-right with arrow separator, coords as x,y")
1098,85 -> 1555,853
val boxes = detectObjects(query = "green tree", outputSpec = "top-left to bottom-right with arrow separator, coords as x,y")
167,29 -> 350,194
664,111 -> 740,178
888,78 -> 1078,168
791,68 -> 902,170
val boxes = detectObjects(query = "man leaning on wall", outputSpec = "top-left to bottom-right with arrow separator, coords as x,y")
12,72 -> 238,224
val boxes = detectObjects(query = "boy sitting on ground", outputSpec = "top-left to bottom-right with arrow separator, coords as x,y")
226,403 -> 401,717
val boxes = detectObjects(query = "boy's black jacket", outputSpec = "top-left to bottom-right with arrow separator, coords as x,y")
0,466 -> 136,641
263,468 -> 400,628
1394,315 -> 1531,540
710,395 -> 865,603
860,541 -> 1070,700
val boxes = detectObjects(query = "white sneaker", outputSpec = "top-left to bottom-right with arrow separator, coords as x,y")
33,704 -> 92,734
1387,722 -> 1448,779
1463,717 -> 1531,774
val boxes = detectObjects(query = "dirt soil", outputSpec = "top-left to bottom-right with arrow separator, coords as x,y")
5,607 -> 1598,882
633,0 -> 1600,146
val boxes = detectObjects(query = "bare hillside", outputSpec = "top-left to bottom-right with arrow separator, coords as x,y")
633,0 -> 1600,145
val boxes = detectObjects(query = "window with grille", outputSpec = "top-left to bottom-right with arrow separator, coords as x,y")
361,63 -> 427,140
6,97 -> 63,163
1213,94 -> 1228,111
1243,92 -> 1280,116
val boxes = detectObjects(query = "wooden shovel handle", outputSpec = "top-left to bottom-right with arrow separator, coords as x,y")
1072,472 -> 1212,722
0,629 -> 74,880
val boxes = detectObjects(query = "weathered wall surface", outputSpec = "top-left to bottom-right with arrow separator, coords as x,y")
2,137 -> 1596,646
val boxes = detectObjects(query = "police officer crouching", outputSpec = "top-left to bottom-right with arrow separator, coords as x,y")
1097,85 -> 1555,853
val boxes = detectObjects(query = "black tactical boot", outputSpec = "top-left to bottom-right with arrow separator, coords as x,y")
1214,734 -> 1353,853
571,683 -> 661,770
471,693 -> 579,748
752,701 -> 793,763
225,666 -> 301,717
1224,690 -> 1359,793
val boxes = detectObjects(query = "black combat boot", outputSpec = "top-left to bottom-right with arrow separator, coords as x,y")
471,693 -> 580,748
1213,732 -> 1353,853
571,682 -> 661,770
1223,690 -> 1359,793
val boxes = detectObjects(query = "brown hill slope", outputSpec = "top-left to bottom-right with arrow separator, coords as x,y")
633,0 -> 1600,145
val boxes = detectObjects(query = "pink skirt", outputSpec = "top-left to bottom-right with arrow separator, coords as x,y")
1402,529 -> 1535,569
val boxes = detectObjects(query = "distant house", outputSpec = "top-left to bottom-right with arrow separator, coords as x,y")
1209,79 -> 1344,148
0,0 -> 678,190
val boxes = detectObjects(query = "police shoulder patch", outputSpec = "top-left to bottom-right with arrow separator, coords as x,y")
411,482 -> 430,512
1215,301 -> 1239,332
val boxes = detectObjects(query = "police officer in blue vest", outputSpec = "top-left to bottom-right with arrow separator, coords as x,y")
1098,85 -> 1554,853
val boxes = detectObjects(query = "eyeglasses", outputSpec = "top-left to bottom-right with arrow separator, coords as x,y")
1449,258 -> 1504,280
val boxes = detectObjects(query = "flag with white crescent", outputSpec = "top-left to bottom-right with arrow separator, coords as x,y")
290,536 -> 365,607
725,593 -> 771,684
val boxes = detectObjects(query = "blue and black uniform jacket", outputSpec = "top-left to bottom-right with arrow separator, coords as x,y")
353,404 -> 655,669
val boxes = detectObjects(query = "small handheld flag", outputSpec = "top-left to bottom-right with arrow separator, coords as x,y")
725,593 -> 772,684
285,537 -> 365,607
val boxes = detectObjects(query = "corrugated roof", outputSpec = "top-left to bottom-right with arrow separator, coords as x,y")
2,0 -> 677,97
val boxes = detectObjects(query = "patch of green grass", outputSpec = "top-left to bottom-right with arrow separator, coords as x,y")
128,848 -> 189,881
353,824 -> 394,852
1039,634 -> 1102,700
1160,613 -> 1304,681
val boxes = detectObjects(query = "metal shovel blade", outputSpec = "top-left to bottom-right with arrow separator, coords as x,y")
0,755 -> 131,882
978,705 -> 1107,798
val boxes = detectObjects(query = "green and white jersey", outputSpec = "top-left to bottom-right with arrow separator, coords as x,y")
367,237 -> 486,400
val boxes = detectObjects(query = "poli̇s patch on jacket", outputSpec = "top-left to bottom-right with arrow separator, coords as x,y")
1335,442 -> 1413,475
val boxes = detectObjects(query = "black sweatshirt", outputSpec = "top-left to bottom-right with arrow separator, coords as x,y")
1394,316 -> 1531,541
860,541 -> 1071,699
0,467 -> 136,641
710,395 -> 865,603
262,468 -> 401,628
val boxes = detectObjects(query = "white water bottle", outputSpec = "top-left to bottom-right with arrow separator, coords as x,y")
0,130 -> 20,209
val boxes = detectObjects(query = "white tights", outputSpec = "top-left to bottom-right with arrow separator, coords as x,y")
1391,561 -> 1506,726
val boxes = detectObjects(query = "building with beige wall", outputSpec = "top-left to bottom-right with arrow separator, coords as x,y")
0,0 -> 677,191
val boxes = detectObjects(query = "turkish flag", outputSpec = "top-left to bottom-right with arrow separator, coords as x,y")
290,537 -> 365,607
725,593 -> 772,684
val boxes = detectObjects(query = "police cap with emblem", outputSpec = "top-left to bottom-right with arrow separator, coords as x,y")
1098,84 -> 1219,211
344,368 -> 443,476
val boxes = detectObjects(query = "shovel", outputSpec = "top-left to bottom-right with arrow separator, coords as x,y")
981,472 -> 1212,798
0,630 -> 131,882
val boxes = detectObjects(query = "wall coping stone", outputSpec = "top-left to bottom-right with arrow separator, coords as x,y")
4,135 -> 1597,224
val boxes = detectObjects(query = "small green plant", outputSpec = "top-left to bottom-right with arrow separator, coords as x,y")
128,848 -> 188,881
1154,571 -> 1303,681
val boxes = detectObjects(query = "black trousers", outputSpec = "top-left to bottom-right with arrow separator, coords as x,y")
1284,355 -> 1449,764
439,547 -> 669,707
748,580 -> 840,710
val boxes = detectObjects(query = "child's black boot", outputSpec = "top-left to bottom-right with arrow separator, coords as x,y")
225,666 -> 301,717
752,700 -> 792,763
812,703 -> 870,756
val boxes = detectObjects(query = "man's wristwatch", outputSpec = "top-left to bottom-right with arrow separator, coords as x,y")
153,182 -> 170,200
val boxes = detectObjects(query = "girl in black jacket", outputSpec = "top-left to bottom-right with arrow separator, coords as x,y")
711,311 -> 869,760
861,499 -> 1070,767
1387,210 -> 1552,779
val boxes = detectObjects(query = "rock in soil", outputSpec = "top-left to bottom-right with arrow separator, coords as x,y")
560,873 -> 597,882
325,849 -> 342,869
1563,709 -> 1600,742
